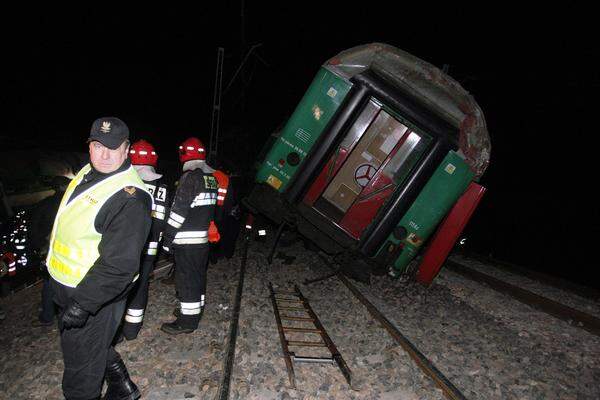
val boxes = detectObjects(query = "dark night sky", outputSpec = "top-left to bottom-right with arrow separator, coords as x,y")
3,6 -> 598,284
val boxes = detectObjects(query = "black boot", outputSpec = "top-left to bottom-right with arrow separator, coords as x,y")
160,314 -> 199,335
122,321 -> 142,341
103,358 -> 140,400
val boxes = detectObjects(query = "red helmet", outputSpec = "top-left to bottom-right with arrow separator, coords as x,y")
129,139 -> 158,167
179,137 -> 206,163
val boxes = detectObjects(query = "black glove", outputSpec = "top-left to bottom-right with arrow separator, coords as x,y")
61,300 -> 90,329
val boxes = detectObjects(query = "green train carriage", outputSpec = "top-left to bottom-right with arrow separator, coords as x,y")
245,43 -> 490,282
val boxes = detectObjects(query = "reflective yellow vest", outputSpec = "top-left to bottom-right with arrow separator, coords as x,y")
47,164 -> 150,287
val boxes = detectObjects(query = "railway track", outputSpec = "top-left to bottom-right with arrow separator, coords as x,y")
216,236 -> 249,400
23,239 -> 584,399
185,235 -> 596,398
211,234 -> 465,399
462,252 -> 600,301
4,234 -> 598,398
445,260 -> 600,337
311,252 -> 468,400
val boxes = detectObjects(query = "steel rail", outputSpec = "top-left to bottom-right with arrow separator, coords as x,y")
463,252 -> 600,301
316,253 -> 468,400
216,237 -> 250,400
445,260 -> 600,337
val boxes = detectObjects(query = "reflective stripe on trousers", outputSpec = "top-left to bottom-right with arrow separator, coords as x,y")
147,241 -> 159,255
180,295 -> 205,315
173,230 -> 208,245
125,308 -> 144,323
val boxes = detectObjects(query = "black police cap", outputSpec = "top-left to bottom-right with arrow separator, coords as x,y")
87,117 -> 130,150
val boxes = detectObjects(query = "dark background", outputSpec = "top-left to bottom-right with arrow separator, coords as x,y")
3,5 -> 598,286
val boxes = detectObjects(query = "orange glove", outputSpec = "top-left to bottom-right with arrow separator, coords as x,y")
208,221 -> 221,243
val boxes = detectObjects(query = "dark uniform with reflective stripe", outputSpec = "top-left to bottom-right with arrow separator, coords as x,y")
50,161 -> 152,400
122,180 -> 168,340
162,165 -> 217,329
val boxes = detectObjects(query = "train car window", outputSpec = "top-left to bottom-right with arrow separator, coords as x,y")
321,108 -> 406,213
339,99 -> 381,149
382,130 -> 432,185
365,113 -> 407,164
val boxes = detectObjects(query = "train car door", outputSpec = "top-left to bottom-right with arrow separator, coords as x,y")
303,98 -> 431,240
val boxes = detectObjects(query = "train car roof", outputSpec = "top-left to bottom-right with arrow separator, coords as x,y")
325,43 -> 491,178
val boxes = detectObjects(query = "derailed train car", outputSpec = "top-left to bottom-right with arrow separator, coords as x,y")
245,43 -> 491,283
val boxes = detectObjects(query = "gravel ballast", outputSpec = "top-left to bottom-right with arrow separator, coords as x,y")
1,238 -> 598,399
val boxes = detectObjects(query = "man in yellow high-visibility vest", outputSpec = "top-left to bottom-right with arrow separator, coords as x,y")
47,117 -> 152,400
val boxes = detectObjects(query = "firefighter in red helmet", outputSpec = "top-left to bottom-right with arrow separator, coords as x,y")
121,139 -> 169,340
161,137 -> 219,334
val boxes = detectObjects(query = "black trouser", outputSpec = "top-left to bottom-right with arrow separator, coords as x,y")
123,255 -> 156,326
52,279 -> 126,400
174,245 -> 209,328
220,217 -> 241,258
210,217 -> 241,261
39,275 -> 57,323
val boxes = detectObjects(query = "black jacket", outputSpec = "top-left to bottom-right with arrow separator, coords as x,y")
163,166 -> 217,249
53,160 -> 152,314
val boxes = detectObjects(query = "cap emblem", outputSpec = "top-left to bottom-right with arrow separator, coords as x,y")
100,121 -> 112,133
